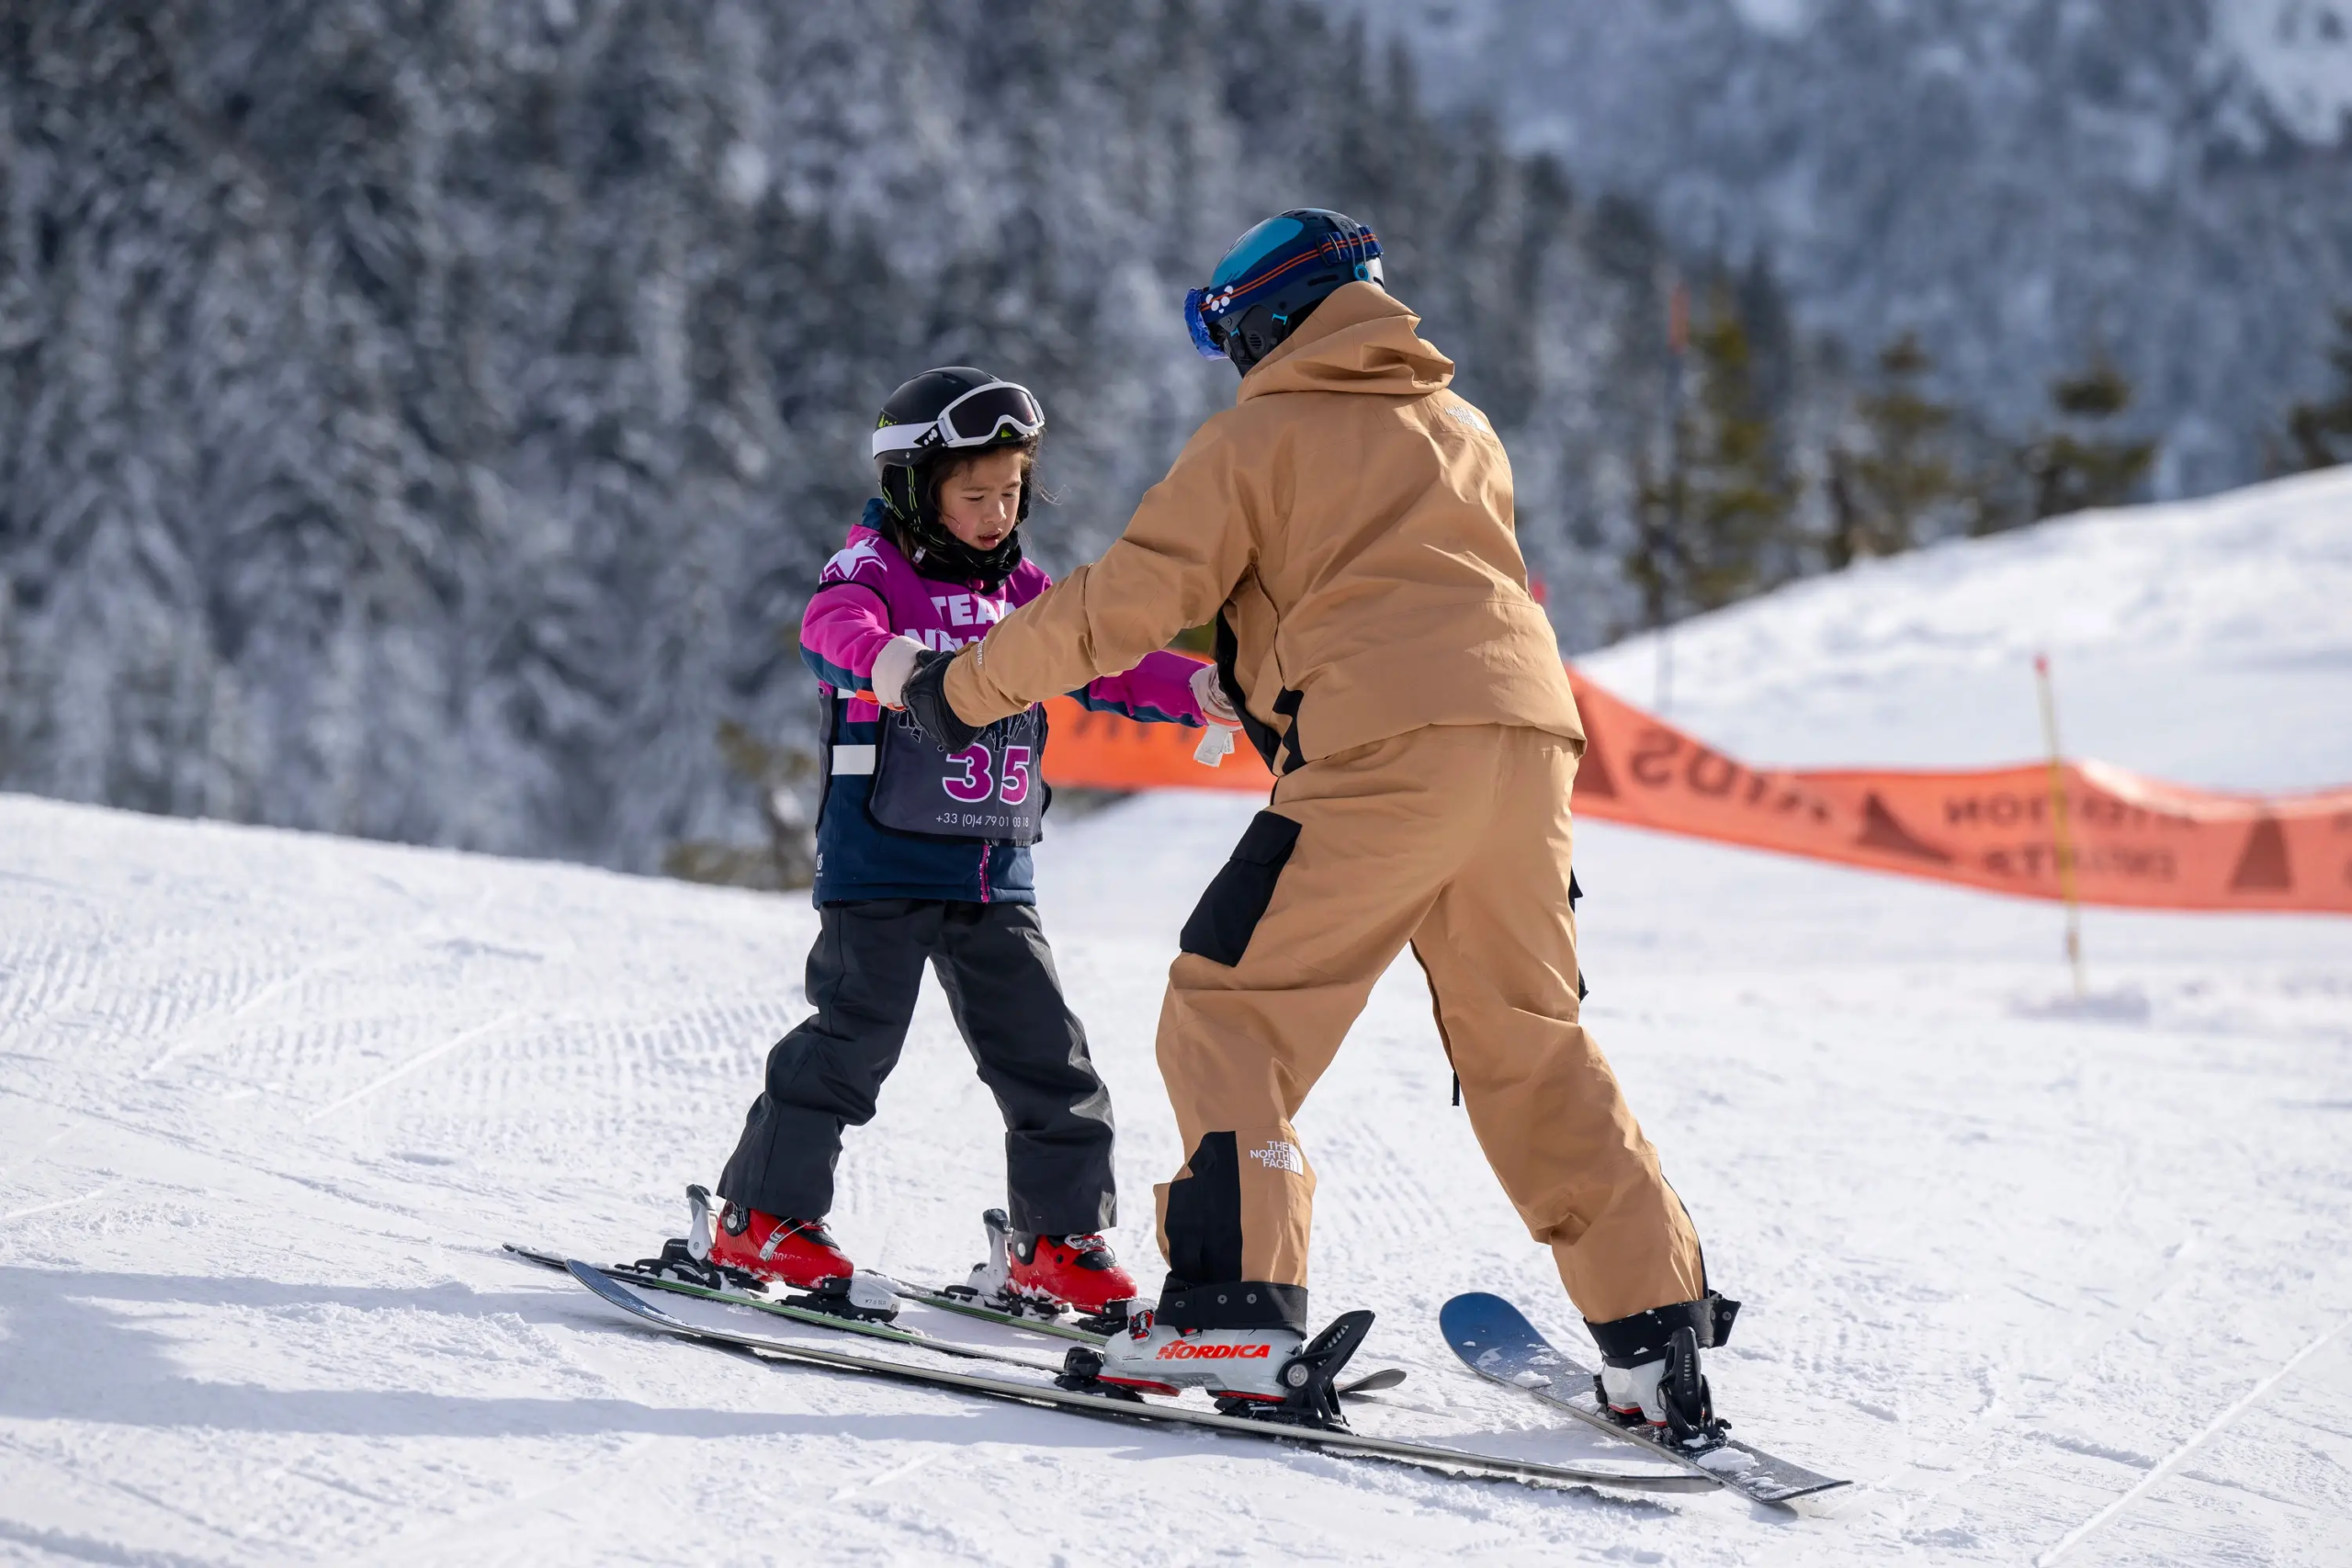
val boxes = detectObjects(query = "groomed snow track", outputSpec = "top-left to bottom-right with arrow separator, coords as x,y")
4,472 -> 2349,1564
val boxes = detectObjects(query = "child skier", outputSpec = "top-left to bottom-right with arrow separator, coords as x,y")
690,367 -> 1234,1324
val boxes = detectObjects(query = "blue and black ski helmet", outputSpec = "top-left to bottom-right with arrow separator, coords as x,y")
1184,209 -> 1384,374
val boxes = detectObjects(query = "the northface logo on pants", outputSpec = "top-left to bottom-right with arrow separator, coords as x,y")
1249,1140 -> 1305,1175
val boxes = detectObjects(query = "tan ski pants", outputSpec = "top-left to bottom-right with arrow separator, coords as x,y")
1152,723 -> 1705,1327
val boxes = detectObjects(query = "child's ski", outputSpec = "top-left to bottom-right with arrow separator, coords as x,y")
503,1243 -> 1064,1374
561,1258 -> 1707,1496
883,1274 -> 1107,1344
1440,1292 -> 1847,1508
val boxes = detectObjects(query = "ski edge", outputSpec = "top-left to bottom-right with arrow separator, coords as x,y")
883,1278 -> 1107,1344
1439,1292 -> 1849,1508
880,1278 -> 1412,1391
561,1259 -> 1709,1496
501,1243 -> 1067,1373
510,1237 -> 1107,1344
507,1244 -> 1403,1395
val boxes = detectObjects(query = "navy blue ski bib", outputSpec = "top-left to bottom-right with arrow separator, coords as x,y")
867,705 -> 1047,845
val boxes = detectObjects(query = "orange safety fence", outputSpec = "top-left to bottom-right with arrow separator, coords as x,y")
1041,671 -> 2352,916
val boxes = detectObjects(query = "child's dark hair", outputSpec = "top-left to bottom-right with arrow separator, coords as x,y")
891,438 -> 1045,541
924,435 -> 1042,515
884,434 -> 1046,586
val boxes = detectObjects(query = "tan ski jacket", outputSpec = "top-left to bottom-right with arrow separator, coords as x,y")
943,282 -> 1585,771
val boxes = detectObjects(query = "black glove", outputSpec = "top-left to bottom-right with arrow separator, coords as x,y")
901,649 -> 985,751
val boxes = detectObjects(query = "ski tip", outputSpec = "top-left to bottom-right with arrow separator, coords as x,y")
564,1257 -> 660,1314
562,1257 -> 612,1291
564,1257 -> 679,1324
1438,1291 -> 1534,1339
1340,1366 -> 1408,1394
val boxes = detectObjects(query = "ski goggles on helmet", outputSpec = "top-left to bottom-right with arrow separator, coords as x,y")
1184,221 -> 1384,359
870,379 -> 1046,459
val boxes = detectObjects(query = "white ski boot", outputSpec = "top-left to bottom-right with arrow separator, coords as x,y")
1094,1306 -> 1305,1402
1600,1355 -> 1677,1426
1080,1302 -> 1380,1428
1591,1296 -> 1738,1450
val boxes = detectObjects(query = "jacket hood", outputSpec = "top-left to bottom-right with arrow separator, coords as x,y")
1236,282 -> 1455,403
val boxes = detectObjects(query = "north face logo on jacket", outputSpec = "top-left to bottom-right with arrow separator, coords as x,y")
1249,1140 -> 1306,1175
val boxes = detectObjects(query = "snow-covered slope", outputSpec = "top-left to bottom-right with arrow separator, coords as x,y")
1582,465 -> 2352,793
4,477 -> 2349,1564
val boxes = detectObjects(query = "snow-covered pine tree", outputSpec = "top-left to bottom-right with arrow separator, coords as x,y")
1824,333 -> 1966,567
2278,310 -> 2352,473
2022,355 -> 2161,522
1625,284 -> 1799,625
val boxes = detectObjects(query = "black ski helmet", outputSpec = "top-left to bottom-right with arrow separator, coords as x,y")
1184,209 -> 1385,374
871,367 -> 1046,586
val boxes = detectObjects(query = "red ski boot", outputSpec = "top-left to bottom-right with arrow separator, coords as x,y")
1011,1232 -> 1138,1317
962,1208 -> 1140,1328
688,1185 -> 854,1290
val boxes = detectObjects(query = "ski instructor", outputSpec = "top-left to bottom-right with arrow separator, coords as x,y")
901,209 -> 1737,1437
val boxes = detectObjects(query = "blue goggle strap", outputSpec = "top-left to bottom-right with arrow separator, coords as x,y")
1183,288 -> 1225,360
1185,231 -> 1383,356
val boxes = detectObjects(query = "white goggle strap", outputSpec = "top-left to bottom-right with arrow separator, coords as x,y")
872,422 -> 938,458
870,382 -> 1043,459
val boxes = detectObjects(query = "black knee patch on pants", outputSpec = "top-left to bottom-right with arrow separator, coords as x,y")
1157,1133 -> 1310,1331
1179,811 -> 1301,966
1162,1132 -> 1245,1286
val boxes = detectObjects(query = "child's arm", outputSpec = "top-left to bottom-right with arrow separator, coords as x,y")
799,582 -> 902,704
1068,649 -> 1215,726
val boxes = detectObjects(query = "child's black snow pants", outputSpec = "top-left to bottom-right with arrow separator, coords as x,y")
718,897 -> 1116,1235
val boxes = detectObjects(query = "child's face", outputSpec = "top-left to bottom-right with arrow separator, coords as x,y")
934,447 -> 1027,555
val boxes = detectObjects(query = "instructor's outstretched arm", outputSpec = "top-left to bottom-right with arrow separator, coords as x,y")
943,427 -> 1254,727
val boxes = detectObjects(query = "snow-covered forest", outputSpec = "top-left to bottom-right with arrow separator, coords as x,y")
4,1 -> 2347,877
3,1 -> 1696,872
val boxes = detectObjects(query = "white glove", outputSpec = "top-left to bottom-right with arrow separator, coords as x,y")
1194,727 -> 1237,766
870,636 -> 926,710
1189,661 -> 1243,766
1189,661 -> 1242,728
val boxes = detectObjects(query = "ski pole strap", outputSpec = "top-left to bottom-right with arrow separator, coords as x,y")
1586,1291 -> 1742,1367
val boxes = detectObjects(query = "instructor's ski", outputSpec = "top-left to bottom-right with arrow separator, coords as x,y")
562,1259 -> 1706,1496
1440,1292 -> 1847,1507
505,1242 -> 1407,1395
